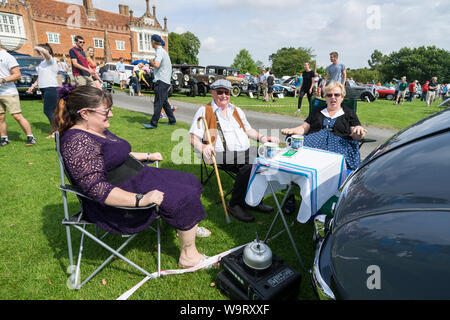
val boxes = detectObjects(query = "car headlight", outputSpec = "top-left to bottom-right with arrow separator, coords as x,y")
208,76 -> 214,84
26,76 -> 32,83
172,73 -> 178,80
19,77 -> 25,83
183,74 -> 190,82
184,81 -> 188,86
175,81 -> 179,85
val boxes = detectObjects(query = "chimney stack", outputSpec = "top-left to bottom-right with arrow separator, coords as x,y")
145,0 -> 150,16
83,0 -> 96,20
164,17 -> 167,30
152,5 -> 156,18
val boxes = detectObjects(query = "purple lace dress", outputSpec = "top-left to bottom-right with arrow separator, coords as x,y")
60,129 -> 206,235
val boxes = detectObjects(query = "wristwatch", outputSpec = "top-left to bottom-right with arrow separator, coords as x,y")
135,193 -> 144,207
1,79 -> 6,84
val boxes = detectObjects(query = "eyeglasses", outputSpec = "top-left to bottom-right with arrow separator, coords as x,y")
215,90 -> 230,96
325,93 -> 342,98
78,107 -> 112,115
78,40 -> 85,44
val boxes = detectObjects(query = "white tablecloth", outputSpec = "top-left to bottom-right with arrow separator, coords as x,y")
245,147 -> 347,223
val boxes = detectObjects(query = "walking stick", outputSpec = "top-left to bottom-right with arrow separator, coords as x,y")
197,116 -> 231,224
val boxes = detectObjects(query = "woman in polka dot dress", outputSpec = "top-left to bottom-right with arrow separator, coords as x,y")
281,81 -> 367,171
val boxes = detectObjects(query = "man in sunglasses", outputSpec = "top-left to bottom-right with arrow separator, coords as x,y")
69,35 -> 96,86
189,79 -> 280,222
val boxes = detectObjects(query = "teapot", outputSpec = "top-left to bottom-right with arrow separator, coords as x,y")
243,233 -> 273,270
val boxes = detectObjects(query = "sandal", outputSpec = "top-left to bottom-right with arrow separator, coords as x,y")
196,226 -> 211,238
178,254 -> 219,269
176,226 -> 211,238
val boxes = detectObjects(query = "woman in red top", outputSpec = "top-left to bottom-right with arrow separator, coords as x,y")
86,46 -> 103,89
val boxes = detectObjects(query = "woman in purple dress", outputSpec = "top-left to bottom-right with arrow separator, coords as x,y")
53,85 -> 210,269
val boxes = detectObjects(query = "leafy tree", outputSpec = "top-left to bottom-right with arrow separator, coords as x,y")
269,47 -> 314,78
347,68 -> 381,84
368,49 -> 385,70
168,31 -> 200,65
378,46 -> 450,83
231,49 -> 258,74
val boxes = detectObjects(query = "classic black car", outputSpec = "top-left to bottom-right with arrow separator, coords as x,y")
10,52 -> 42,97
171,64 -> 205,97
311,107 -> 450,299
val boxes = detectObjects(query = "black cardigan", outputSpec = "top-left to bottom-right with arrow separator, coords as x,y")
305,106 -> 361,140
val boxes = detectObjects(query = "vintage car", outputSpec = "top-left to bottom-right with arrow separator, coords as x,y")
275,77 -> 296,96
171,64 -> 208,97
206,65 -> 249,97
311,107 -> 450,299
376,86 -> 395,100
345,80 -> 378,102
10,52 -> 42,97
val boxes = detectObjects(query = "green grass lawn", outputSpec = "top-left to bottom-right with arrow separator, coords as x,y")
0,98 -> 317,300
118,86 -> 444,130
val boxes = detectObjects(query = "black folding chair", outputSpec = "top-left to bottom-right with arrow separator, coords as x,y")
199,152 -> 237,204
55,131 -> 162,290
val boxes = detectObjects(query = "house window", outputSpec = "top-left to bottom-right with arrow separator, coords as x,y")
47,32 -> 60,44
116,40 -> 125,51
138,32 -> 152,52
0,13 -> 24,37
93,38 -> 104,49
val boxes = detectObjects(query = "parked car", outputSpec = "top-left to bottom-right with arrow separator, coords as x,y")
345,80 -> 378,102
311,107 -> 450,299
277,77 -> 296,96
272,78 -> 287,97
205,65 -> 249,97
9,52 -> 42,97
376,86 -> 395,100
103,62 -> 134,87
171,64 -> 207,97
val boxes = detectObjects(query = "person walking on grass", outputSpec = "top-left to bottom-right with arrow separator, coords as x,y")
0,47 -> 36,147
27,43 -> 59,139
394,76 -> 408,105
295,61 -> 315,114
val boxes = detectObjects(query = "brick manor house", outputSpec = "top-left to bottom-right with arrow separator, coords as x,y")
0,0 -> 169,63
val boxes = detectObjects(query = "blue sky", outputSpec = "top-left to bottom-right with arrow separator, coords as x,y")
61,0 -> 449,72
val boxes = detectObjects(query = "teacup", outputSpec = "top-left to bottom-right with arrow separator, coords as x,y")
258,142 -> 279,159
286,134 -> 304,150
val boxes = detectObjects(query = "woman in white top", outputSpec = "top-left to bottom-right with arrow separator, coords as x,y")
27,43 -> 59,138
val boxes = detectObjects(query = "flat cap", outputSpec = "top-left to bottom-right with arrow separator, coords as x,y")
210,79 -> 232,90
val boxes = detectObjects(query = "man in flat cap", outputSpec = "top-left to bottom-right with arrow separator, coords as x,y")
189,79 -> 280,222
142,34 -> 175,129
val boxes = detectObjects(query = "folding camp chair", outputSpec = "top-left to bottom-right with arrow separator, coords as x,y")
200,152 -> 237,203
55,131 -> 162,290
309,97 -> 377,148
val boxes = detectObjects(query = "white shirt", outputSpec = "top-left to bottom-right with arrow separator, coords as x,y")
190,101 -> 252,153
0,50 -> 19,96
321,107 -> 345,119
36,57 -> 59,88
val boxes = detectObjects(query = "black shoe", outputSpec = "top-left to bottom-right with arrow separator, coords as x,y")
247,202 -> 274,213
141,123 -> 157,129
0,138 -> 9,146
281,194 -> 297,215
25,136 -> 36,146
227,204 -> 254,222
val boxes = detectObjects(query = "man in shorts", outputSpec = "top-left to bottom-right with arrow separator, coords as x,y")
116,57 -> 127,90
0,48 -> 36,146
